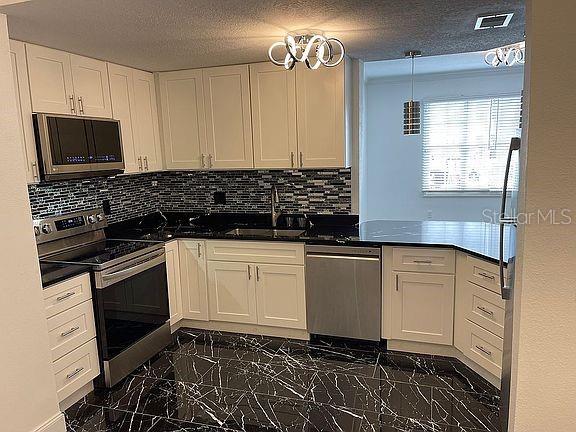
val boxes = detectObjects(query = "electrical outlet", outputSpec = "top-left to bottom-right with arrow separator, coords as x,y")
151,180 -> 158,187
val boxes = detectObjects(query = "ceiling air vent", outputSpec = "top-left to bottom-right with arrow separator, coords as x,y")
475,13 -> 514,30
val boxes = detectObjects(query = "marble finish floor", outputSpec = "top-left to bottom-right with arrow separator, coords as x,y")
66,329 -> 501,432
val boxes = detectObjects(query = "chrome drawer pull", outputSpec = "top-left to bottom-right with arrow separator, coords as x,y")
413,259 -> 432,264
475,345 -> 492,357
66,367 -> 84,380
61,326 -> 80,337
478,271 -> 495,280
247,265 -> 251,280
197,243 -> 202,258
477,306 -> 494,316
56,292 -> 75,302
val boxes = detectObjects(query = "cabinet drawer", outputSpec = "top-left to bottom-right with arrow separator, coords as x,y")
392,247 -> 455,274
456,320 -> 503,378
43,273 -> 92,318
47,300 -> 96,361
206,241 -> 304,265
464,255 -> 503,295
462,281 -> 505,337
53,339 -> 100,402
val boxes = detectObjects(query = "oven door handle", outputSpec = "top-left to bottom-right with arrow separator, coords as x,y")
97,251 -> 165,288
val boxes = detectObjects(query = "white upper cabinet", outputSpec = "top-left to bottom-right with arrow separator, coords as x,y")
132,70 -> 162,171
295,62 -> 346,168
202,65 -> 254,169
158,69 -> 207,169
108,63 -> 139,173
10,40 -> 39,183
26,44 -> 75,115
250,63 -> 297,169
70,54 -> 112,117
26,43 -> 111,117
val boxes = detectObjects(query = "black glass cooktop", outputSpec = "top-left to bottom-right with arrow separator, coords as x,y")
42,239 -> 163,268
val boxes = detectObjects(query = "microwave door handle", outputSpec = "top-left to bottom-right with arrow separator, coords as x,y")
499,137 -> 521,299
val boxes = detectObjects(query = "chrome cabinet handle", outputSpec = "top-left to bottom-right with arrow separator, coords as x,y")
299,151 -> 303,168
138,156 -> 143,171
69,95 -> 76,114
61,326 -> 80,337
66,367 -> 84,380
197,243 -> 202,258
478,271 -> 495,280
256,266 -> 260,281
475,345 -> 492,357
413,259 -> 433,264
395,274 -> 399,291
144,156 -> 149,171
56,292 -> 75,302
31,161 -> 40,181
247,265 -> 251,280
208,154 -> 213,168
290,152 -> 294,168
201,154 -> 205,168
78,96 -> 84,115
477,305 -> 494,316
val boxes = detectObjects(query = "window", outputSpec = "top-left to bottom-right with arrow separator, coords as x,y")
422,96 -> 521,193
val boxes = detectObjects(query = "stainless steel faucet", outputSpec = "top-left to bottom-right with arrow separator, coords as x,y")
271,185 -> 281,228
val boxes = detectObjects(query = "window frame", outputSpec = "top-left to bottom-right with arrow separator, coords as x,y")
420,93 -> 522,197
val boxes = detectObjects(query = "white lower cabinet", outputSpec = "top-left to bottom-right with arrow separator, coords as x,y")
165,241 -> 183,325
53,338 -> 100,402
179,240 -> 209,321
207,261 -> 257,324
390,271 -> 455,345
255,264 -> 306,329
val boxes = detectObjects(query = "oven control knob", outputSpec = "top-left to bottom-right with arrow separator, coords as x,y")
96,213 -> 105,222
34,226 -> 41,236
41,224 -> 52,234
87,215 -> 97,224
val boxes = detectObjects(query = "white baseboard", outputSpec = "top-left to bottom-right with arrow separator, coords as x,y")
34,413 -> 66,432
176,319 -> 309,340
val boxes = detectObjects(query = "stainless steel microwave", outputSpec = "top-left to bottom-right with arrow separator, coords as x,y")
33,113 -> 124,181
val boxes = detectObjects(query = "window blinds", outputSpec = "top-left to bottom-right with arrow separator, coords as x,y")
422,96 -> 522,193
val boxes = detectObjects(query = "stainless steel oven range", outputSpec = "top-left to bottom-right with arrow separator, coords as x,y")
35,209 -> 171,387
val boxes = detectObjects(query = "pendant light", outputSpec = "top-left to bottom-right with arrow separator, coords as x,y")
403,50 -> 421,135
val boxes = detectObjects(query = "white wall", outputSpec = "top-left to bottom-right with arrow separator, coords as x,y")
0,13 -> 65,432
362,68 -> 524,222
510,1 -> 576,430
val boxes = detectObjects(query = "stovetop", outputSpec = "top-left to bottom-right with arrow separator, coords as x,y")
41,238 -> 164,270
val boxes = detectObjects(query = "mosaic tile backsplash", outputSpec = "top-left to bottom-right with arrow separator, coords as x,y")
28,169 -> 352,224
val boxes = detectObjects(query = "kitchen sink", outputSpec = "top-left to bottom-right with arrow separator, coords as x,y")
225,228 -> 305,238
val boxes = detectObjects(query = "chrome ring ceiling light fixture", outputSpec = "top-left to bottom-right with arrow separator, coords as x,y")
485,42 -> 525,67
268,33 -> 345,70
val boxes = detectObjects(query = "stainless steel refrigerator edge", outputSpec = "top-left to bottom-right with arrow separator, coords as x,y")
499,137 -> 521,432
305,245 -> 382,341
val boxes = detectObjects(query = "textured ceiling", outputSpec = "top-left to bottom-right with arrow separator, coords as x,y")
0,0 -> 525,72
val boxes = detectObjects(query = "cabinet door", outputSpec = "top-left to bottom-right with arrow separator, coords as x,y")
207,261 -> 257,324
249,63 -> 297,168
165,241 -> 183,326
203,65 -> 253,169
255,264 -> 306,329
108,63 -> 140,173
133,70 -> 162,171
26,43 -> 75,115
70,54 -> 112,118
179,241 -> 209,321
158,69 -> 207,170
10,40 -> 39,183
391,272 -> 455,345
295,62 -> 345,168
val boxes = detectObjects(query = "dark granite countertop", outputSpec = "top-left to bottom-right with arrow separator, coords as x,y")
107,212 -> 512,264
40,261 -> 92,288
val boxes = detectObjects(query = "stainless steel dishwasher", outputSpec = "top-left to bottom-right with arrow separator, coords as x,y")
305,245 -> 381,341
